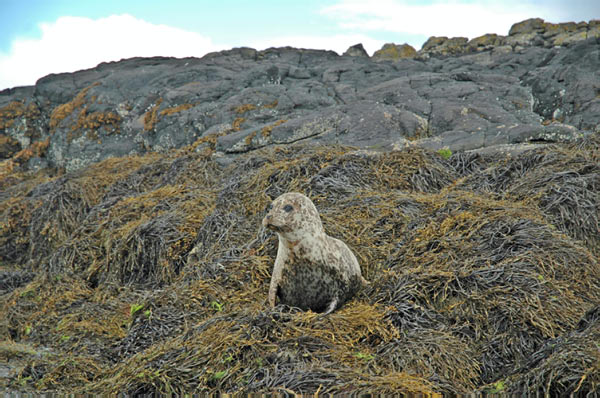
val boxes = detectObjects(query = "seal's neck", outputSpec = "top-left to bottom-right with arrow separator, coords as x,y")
277,229 -> 324,249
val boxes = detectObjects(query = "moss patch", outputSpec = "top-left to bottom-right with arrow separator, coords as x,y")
233,104 -> 257,114
70,108 -> 121,142
159,103 -> 194,117
143,98 -> 163,132
0,101 -> 40,130
260,119 -> 287,138
49,82 -> 101,131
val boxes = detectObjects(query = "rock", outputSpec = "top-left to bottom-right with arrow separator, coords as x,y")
0,135 -> 20,159
589,20 -> 600,39
421,36 -> 447,51
509,18 -> 546,35
468,34 -> 506,51
421,36 -> 469,56
0,96 -> 46,150
505,18 -> 599,48
506,31 -> 539,47
216,101 -> 422,153
552,30 -> 588,46
372,43 -> 417,59
0,18 -> 599,172
343,43 -> 369,57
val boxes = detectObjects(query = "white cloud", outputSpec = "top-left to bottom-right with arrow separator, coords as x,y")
0,14 -> 222,90
251,34 -> 386,57
321,0 -> 566,46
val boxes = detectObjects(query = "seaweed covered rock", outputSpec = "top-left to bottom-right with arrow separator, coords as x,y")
372,193 -> 598,384
1,134 -> 599,395
503,306 -> 600,395
372,43 -> 417,59
457,133 -> 600,255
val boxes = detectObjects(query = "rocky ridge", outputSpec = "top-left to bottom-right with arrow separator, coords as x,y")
1,18 -> 599,173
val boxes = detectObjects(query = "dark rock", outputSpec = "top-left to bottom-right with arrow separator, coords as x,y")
216,101 -> 426,153
0,18 -> 598,172
343,43 -> 369,57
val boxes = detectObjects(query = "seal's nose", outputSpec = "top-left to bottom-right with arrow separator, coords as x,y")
262,215 -> 271,228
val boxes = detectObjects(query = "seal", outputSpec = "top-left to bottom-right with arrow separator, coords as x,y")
262,192 -> 367,314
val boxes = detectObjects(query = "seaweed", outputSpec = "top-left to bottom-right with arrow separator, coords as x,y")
1,136 -> 599,395
457,135 -> 600,255
502,306 -> 600,395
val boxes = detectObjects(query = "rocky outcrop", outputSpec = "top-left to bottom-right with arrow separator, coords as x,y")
0,18 -> 599,172
421,36 -> 469,56
421,18 -> 600,55
372,43 -> 417,59
342,43 -> 369,57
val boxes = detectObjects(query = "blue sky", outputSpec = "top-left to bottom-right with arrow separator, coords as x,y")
0,0 -> 598,90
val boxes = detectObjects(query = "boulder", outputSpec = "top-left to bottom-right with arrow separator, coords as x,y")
508,18 -> 546,35
372,43 -> 417,59
468,34 -> 506,51
421,36 -> 469,56
343,43 -> 369,57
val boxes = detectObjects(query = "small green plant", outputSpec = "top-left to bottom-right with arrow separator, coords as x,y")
144,309 -> 152,318
354,352 -> 375,361
135,370 -> 159,380
210,301 -> 223,312
24,326 -> 32,336
488,380 -> 505,393
437,148 -> 452,159
60,335 -> 71,343
19,375 -> 32,386
130,303 -> 144,316
223,353 -> 234,363
210,370 -> 227,381
19,288 -> 36,299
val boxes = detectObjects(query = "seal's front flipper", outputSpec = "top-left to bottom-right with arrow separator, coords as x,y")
268,284 -> 279,308
323,296 -> 338,315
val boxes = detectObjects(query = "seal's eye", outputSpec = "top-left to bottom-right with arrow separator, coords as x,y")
283,204 -> 294,213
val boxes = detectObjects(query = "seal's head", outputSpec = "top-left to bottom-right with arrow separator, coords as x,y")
262,192 -> 324,241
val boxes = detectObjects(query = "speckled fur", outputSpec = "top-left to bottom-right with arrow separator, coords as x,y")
262,192 -> 366,314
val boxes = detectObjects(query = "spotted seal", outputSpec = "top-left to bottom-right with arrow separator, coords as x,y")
262,192 -> 366,314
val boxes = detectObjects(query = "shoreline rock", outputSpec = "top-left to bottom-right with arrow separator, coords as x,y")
1,17 -> 598,173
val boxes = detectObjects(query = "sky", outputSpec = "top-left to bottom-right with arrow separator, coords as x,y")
0,0 -> 598,90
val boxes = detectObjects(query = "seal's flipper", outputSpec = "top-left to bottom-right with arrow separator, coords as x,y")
323,296 -> 338,315
268,283 -> 279,308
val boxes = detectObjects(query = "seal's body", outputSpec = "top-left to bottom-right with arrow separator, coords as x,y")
262,192 -> 366,314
